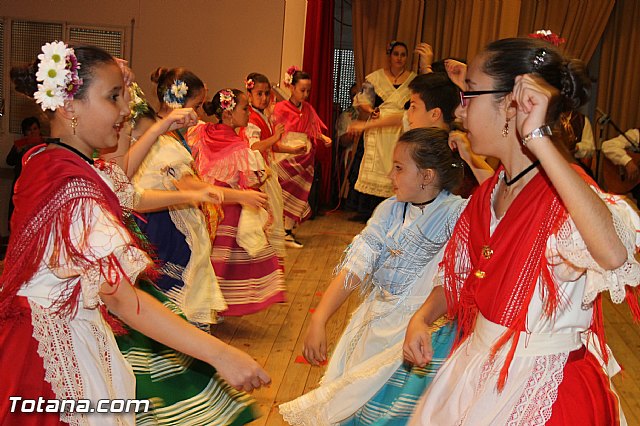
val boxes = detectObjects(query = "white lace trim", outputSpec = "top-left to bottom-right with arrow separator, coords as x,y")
29,299 -> 84,426
81,244 -> 150,309
279,318 -> 450,426
554,189 -> 640,305
506,353 -> 568,426
89,323 -> 115,400
279,345 -> 401,426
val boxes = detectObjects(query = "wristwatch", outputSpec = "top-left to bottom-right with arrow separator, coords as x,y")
521,125 -> 552,146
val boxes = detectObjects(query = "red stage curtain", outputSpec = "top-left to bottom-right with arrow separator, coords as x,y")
303,0 -> 335,206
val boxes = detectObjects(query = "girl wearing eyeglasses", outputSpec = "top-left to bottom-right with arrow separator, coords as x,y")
406,37 -> 640,425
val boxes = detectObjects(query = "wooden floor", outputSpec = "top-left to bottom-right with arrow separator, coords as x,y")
212,210 -> 640,426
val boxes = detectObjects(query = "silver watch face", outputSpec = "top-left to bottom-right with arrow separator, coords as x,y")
532,125 -> 551,138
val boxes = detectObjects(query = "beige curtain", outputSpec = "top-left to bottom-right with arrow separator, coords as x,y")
353,0 -> 615,76
420,0 -> 521,65
352,0 -> 635,138
517,0 -> 615,62
352,0 -> 424,86
596,0 -> 640,135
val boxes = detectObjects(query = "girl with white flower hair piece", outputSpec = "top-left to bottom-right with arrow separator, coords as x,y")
1,42 -> 270,425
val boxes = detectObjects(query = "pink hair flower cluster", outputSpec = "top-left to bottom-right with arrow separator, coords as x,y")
219,89 -> 236,112
245,78 -> 255,90
284,65 -> 300,85
33,41 -> 83,111
528,30 -> 566,47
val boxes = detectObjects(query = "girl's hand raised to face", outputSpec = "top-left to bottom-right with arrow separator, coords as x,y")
448,130 -> 473,164
513,74 -> 558,145
444,59 -> 466,90
160,108 -> 199,133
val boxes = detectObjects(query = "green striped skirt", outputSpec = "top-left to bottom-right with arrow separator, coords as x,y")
116,281 -> 258,425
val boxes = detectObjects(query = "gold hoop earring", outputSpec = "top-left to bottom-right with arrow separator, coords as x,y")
71,116 -> 78,135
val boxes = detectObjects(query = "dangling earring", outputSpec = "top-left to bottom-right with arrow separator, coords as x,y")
420,183 -> 425,190
502,118 -> 509,138
71,116 -> 78,135
502,118 -> 510,137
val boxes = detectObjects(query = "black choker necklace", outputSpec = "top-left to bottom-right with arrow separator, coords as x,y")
411,197 -> 437,207
403,195 -> 437,219
503,160 -> 540,186
48,138 -> 94,165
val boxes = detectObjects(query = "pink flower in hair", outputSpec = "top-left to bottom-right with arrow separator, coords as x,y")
219,89 -> 236,112
245,78 -> 255,90
284,65 -> 300,85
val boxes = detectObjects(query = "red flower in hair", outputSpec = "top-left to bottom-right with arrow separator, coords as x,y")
528,30 -> 566,47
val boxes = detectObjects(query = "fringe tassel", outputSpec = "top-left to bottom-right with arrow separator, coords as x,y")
99,304 -> 129,336
625,286 -> 640,322
494,329 -> 519,392
591,295 -> 609,365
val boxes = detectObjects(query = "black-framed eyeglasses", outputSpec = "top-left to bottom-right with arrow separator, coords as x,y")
459,90 -> 510,107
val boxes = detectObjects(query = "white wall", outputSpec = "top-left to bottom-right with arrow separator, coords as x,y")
0,0 -> 307,235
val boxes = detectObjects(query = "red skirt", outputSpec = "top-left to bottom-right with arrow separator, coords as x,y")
547,347 -> 620,425
0,297 -> 67,425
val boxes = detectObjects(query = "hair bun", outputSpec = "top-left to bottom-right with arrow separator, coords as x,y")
202,100 -> 216,117
150,67 -> 169,84
560,58 -> 590,111
10,63 -> 38,98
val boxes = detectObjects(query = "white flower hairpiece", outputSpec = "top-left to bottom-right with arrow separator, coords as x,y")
284,65 -> 300,85
33,41 -> 82,111
128,82 -> 150,127
245,78 -> 255,90
163,79 -> 189,109
219,89 -> 236,112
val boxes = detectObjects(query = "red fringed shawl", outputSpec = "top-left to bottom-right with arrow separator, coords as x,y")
239,106 -> 273,163
271,100 -> 327,142
441,164 -> 635,391
188,123 -> 262,189
0,146 -> 146,327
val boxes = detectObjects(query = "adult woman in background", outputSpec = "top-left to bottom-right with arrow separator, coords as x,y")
351,41 -> 416,222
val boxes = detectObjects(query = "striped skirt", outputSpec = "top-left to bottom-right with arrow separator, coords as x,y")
341,321 -> 456,425
212,201 -> 286,316
116,282 -> 258,425
279,318 -> 455,426
274,147 -> 315,223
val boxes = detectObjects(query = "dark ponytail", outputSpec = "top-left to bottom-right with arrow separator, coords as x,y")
398,127 -> 464,193
291,70 -> 311,86
203,88 -> 244,119
151,67 -> 205,106
482,38 -> 590,122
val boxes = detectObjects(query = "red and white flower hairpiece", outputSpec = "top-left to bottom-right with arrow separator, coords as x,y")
219,89 -> 236,112
284,65 -> 300,85
528,30 -> 566,47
